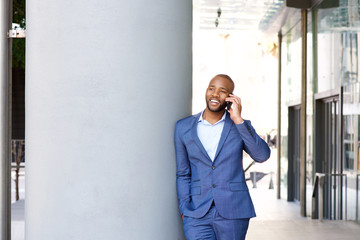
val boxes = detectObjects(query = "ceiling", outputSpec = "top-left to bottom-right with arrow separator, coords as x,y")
194,0 -> 285,31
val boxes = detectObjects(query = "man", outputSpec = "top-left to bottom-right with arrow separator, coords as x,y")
174,74 -> 270,240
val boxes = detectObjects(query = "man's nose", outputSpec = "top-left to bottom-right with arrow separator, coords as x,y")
212,91 -> 220,97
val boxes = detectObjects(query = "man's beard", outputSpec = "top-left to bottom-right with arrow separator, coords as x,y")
206,100 -> 227,112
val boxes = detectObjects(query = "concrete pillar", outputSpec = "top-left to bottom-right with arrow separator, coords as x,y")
25,1 -> 192,239
0,0 -> 11,238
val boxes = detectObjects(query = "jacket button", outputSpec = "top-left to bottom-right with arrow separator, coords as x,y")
212,184 -> 216,188
212,166 -> 215,170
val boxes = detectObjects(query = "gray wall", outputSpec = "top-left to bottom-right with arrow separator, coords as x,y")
25,1 -> 191,239
0,0 -> 11,239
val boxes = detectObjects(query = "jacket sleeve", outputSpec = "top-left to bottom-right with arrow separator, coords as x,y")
174,122 -> 191,215
235,120 -> 271,162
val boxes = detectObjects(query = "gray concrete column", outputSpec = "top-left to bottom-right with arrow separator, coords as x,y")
25,1 -> 191,239
0,0 -> 11,239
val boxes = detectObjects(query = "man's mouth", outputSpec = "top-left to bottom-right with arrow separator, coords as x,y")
210,99 -> 220,105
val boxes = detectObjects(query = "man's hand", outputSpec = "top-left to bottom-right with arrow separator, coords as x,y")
226,94 -> 244,124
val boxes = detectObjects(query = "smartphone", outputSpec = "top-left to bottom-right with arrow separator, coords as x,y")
226,93 -> 233,110
226,101 -> 232,110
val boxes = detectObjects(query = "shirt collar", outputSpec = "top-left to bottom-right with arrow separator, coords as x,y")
198,110 -> 226,124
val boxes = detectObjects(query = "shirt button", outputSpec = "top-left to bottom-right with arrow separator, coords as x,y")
212,166 -> 215,170
212,184 -> 216,188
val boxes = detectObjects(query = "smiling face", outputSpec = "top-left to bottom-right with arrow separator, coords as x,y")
205,75 -> 234,112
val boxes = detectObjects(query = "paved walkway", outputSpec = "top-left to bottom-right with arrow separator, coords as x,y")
11,199 -> 25,240
247,187 -> 360,240
11,182 -> 360,239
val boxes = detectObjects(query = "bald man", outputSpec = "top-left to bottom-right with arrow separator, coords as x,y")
174,74 -> 270,240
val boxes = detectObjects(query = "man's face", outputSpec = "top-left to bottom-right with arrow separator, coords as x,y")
205,76 -> 234,112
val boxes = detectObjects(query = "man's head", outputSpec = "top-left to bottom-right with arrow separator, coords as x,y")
205,74 -> 235,112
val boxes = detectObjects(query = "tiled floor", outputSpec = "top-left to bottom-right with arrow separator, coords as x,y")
11,177 -> 360,240
247,187 -> 360,240
11,199 -> 25,240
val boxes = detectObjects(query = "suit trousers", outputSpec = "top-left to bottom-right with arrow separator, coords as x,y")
183,202 -> 250,240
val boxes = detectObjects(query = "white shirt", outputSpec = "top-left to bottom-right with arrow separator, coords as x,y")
197,111 -> 226,161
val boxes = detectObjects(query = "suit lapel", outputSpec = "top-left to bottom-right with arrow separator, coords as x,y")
213,112 -> 233,161
191,112 -> 212,162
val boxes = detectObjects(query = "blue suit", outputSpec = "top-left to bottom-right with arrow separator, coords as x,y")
175,111 -> 270,239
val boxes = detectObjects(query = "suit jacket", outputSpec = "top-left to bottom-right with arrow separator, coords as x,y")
174,111 -> 270,219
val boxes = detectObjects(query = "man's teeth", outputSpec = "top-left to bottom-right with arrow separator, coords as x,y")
211,100 -> 219,103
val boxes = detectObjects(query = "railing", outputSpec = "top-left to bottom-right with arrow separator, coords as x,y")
312,172 -> 347,221
312,173 -> 326,221
330,173 -> 347,221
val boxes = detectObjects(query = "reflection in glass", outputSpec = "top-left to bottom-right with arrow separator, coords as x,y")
343,82 -> 360,171
316,0 -> 360,93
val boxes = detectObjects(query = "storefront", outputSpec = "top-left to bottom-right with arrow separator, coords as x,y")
271,0 -> 360,220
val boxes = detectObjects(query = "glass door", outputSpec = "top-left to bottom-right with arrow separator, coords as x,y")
288,105 -> 301,202
316,96 -> 343,219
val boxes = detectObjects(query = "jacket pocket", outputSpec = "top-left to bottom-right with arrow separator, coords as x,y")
229,182 -> 248,191
191,186 -> 201,195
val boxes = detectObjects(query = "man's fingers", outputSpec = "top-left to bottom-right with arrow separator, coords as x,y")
225,97 -> 235,103
229,94 -> 242,103
226,96 -> 242,106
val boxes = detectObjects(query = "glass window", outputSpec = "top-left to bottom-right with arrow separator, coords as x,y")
282,22 -> 302,104
316,0 -> 360,92
280,19 -> 302,199
343,82 -> 360,171
306,12 -> 314,216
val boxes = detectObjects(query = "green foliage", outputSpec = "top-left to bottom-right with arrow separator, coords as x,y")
13,0 -> 26,29
12,39 -> 25,69
12,0 -> 26,69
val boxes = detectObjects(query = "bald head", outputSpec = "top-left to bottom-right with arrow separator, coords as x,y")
205,74 -> 235,113
211,74 -> 235,93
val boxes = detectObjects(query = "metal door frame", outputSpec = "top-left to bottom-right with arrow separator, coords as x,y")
314,89 -> 344,220
288,104 -> 301,202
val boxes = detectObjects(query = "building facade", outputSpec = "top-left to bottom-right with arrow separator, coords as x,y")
269,0 -> 360,221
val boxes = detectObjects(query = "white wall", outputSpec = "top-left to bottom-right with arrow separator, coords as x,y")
25,1 -> 191,239
192,30 -> 278,134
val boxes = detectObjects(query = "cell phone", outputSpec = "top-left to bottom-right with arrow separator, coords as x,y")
226,101 -> 232,110
226,93 -> 233,110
